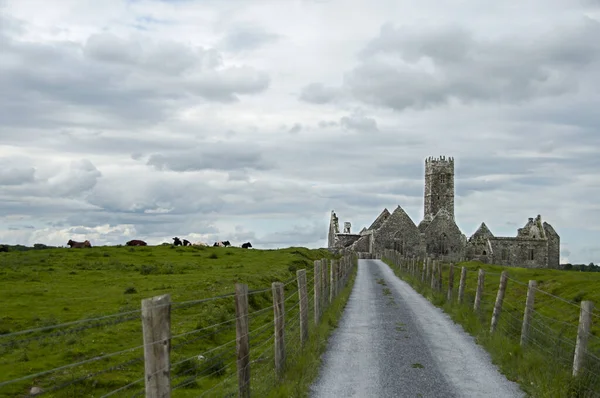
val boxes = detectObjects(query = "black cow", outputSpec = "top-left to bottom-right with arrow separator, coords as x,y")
241,242 -> 252,249
173,237 -> 182,246
0,244 -> 8,252
183,239 -> 191,246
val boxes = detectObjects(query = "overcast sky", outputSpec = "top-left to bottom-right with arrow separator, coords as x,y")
1,0 -> 599,263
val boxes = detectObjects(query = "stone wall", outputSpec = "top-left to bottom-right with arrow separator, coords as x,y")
543,222 -> 560,269
422,209 -> 465,260
327,211 -> 339,249
372,206 -> 424,257
352,234 -> 371,252
488,237 -> 549,268
368,208 -> 391,231
335,233 -> 362,248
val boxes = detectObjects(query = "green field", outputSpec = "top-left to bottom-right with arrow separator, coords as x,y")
0,245 -> 340,397
384,255 -> 600,397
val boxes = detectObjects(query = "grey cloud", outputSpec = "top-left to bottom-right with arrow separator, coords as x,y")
47,159 -> 102,198
225,226 -> 257,243
0,167 -> 35,185
339,18 -> 600,111
85,33 -> 224,74
84,33 -> 143,65
0,23 -> 270,133
288,123 -> 302,134
257,223 -> 326,245
510,96 -> 600,146
299,82 -> 340,104
228,170 -> 251,181
146,143 -> 274,172
258,133 -> 425,183
340,111 -> 379,133
318,120 -> 338,128
220,25 -> 280,52
0,159 -> 102,199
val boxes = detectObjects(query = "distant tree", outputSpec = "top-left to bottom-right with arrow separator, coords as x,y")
563,263 -> 573,270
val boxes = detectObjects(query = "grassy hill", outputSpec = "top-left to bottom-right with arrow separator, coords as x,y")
0,245 -> 336,397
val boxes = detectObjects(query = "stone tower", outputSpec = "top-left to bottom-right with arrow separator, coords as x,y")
424,156 -> 455,221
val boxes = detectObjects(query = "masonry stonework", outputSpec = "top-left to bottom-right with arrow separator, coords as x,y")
372,206 -> 423,258
327,156 -> 561,269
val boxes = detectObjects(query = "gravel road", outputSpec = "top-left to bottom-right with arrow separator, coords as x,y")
310,259 -> 525,398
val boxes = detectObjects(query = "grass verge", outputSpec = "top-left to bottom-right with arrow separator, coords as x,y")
383,257 -> 600,398
262,264 -> 358,397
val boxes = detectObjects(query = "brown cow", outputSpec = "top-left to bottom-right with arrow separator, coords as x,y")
126,240 -> 147,246
67,239 -> 92,248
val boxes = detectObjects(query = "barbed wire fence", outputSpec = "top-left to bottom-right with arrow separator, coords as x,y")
0,252 -> 358,398
381,249 -> 600,397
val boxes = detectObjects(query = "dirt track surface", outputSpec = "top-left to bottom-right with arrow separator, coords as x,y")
309,259 -> 525,398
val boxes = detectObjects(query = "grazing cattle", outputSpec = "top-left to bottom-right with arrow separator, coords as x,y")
193,242 -> 208,247
222,240 -> 231,247
126,240 -> 147,246
213,241 -> 224,247
173,237 -> 182,246
241,242 -> 252,249
67,239 -> 92,248
183,239 -> 191,246
0,244 -> 8,252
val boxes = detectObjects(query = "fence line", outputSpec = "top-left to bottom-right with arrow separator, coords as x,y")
0,253 -> 357,397
380,248 -> 600,396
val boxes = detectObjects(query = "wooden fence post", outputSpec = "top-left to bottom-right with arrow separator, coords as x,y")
297,269 -> 308,347
573,300 -> 594,377
437,261 -> 443,292
329,259 -> 337,303
141,294 -> 171,398
272,282 -> 286,377
447,263 -> 455,301
235,284 -> 250,398
321,259 -> 328,309
490,271 -> 508,334
474,269 -> 485,312
520,280 -> 536,347
430,260 -> 437,290
458,267 -> 467,304
314,260 -> 321,324
421,259 -> 426,283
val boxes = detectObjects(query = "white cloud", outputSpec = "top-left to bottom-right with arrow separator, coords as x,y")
0,0 -> 599,263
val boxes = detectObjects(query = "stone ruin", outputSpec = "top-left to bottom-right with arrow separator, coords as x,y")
327,156 -> 560,269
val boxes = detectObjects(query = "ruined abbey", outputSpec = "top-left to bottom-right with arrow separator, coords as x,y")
328,156 -> 561,269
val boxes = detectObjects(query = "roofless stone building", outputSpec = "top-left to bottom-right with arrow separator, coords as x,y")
327,156 -> 560,269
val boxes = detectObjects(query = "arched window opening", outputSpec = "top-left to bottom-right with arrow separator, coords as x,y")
393,233 -> 405,255
482,250 -> 487,255
438,233 -> 449,255
528,249 -> 535,260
